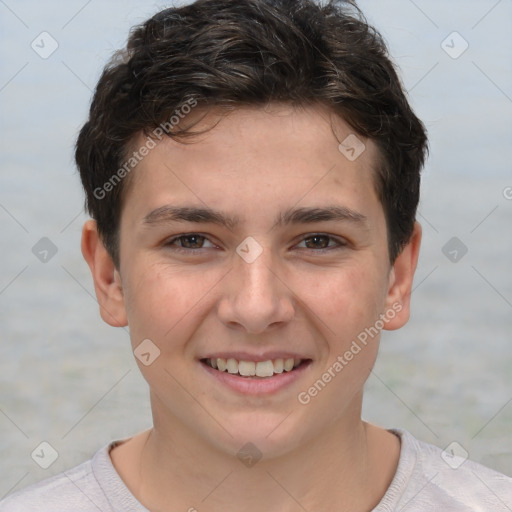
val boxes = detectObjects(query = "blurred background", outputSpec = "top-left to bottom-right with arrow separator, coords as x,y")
0,0 -> 511,497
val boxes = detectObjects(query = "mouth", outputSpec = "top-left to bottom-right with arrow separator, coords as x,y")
200,357 -> 311,378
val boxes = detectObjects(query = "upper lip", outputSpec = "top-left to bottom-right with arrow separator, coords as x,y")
200,352 -> 311,362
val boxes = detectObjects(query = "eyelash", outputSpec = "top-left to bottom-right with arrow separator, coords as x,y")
164,233 -> 347,255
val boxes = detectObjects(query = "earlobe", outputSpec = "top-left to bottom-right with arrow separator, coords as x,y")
383,222 -> 422,331
81,220 -> 128,327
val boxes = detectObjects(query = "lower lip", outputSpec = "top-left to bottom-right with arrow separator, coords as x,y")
199,360 -> 312,395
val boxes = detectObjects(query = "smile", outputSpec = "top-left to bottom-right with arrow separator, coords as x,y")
203,357 -> 305,378
199,352 -> 313,394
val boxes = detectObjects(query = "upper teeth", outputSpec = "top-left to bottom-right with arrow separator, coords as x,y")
208,358 -> 302,377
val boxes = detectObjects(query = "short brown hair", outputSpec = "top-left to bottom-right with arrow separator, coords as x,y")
75,0 -> 428,268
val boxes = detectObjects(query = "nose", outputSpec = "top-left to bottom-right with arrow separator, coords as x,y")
217,244 -> 295,334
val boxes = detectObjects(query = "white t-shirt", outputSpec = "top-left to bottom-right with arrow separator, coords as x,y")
1,429 -> 511,511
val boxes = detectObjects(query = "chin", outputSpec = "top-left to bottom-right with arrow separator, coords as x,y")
206,411 -> 311,462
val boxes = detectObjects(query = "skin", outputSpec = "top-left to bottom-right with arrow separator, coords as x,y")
82,103 -> 421,512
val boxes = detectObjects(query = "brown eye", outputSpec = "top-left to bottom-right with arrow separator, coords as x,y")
304,235 -> 330,249
175,234 -> 206,249
296,234 -> 346,252
165,234 -> 215,252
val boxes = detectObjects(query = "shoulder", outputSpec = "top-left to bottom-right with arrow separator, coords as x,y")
377,429 -> 512,511
0,445 -> 114,512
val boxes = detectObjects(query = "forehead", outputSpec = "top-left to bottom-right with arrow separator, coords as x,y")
121,104 -> 383,228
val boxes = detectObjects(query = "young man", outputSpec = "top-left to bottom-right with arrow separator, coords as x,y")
2,0 -> 511,510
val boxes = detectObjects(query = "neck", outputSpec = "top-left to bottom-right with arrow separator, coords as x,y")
111,398 -> 400,512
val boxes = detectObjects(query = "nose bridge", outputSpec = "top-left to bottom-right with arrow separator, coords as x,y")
218,239 -> 294,333
239,244 -> 278,299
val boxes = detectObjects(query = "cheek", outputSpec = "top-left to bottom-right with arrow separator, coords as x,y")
302,263 -> 388,388
296,261 -> 386,333
293,265 -> 386,421
122,263 -> 217,347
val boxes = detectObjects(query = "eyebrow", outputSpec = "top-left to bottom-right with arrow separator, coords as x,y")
142,204 -> 368,231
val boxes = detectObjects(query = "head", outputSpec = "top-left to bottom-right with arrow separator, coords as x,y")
79,0 -> 427,458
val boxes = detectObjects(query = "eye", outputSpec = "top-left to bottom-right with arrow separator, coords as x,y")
163,232 -> 347,255
295,234 -> 347,252
164,234 -> 216,252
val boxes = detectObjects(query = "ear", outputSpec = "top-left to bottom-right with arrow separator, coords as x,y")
382,222 -> 422,331
81,219 -> 128,327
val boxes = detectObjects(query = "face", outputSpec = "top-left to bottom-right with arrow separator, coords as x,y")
83,104 -> 420,459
